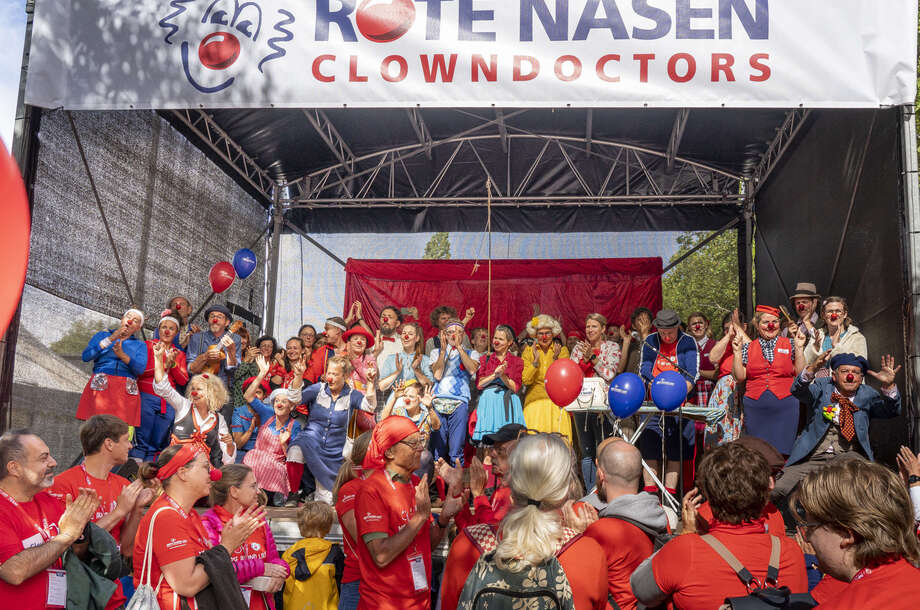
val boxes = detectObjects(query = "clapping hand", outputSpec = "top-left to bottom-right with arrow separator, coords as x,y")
112,339 -> 126,358
59,488 -> 101,541
793,328 -> 808,351
279,427 -> 291,445
680,488 -> 704,535
867,354 -> 901,388
420,385 -> 434,407
435,458 -> 462,496
468,456 -> 487,497
373,331 -> 383,357
221,504 -> 265,552
494,361 -> 508,377
897,445 -> 920,484
414,474 -> 432,518
256,355 -> 271,376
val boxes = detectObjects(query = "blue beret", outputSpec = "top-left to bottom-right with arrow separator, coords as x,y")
830,353 -> 868,373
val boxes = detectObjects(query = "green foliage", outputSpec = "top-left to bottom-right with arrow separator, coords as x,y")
423,231 -> 451,259
662,230 -> 739,328
50,319 -> 107,357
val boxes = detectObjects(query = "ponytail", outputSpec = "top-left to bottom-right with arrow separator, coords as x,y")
332,430 -> 373,502
138,444 -> 182,485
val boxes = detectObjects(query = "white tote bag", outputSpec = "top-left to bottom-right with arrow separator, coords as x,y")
125,506 -> 171,610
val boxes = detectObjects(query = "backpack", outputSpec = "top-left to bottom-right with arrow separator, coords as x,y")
700,534 -> 817,610
457,552 -> 575,610
457,524 -> 582,610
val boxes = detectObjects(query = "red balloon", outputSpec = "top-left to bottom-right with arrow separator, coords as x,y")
208,261 -> 236,293
544,359 -> 584,406
0,140 -> 29,339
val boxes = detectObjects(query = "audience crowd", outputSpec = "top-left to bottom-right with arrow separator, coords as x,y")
1,281 -> 918,609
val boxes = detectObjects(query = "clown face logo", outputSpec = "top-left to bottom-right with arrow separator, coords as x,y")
158,0 -> 295,93
356,0 -> 416,43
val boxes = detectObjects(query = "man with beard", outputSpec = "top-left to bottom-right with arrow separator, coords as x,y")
165,295 -> 199,352
186,304 -> 240,383
0,430 -> 101,608
374,306 -> 403,369
584,439 -> 669,610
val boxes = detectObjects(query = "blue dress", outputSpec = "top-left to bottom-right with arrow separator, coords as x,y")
290,383 -> 373,490
472,353 -> 525,442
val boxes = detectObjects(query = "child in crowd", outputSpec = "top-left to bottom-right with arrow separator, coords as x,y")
281,501 -> 345,610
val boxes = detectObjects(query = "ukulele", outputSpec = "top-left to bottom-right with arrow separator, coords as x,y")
203,320 -> 244,375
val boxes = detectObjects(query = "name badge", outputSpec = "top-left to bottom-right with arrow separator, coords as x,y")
47,569 -> 67,608
408,553 -> 428,592
22,533 -> 43,549
240,586 -> 253,605
776,348 -> 790,354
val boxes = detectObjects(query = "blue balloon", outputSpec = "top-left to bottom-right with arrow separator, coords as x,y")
608,373 -> 646,418
650,370 -> 688,411
232,248 -> 257,279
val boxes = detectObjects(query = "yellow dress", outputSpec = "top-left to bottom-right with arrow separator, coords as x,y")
521,344 -> 573,443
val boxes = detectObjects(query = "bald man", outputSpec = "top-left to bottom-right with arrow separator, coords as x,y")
584,439 -> 669,610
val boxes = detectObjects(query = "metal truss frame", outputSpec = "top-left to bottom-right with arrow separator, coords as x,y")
168,109 -> 274,201
280,106 -> 744,209
749,108 -> 811,195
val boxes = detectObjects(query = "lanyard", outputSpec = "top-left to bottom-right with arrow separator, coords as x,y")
79,464 -> 101,488
852,566 -> 873,582
163,495 -> 210,547
0,487 -> 55,543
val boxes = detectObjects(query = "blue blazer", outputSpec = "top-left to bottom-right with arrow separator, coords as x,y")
786,375 -> 900,466
639,331 -> 700,386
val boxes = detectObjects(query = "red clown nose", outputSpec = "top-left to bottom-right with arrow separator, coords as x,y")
191,391 -> 199,397
830,314 -> 839,321
845,373 -> 855,383
766,323 -> 776,331
209,468 -> 222,481
326,375 -> 334,384
797,303 -> 806,311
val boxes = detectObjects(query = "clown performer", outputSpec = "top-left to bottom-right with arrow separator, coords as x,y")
152,341 -> 236,467
77,308 -> 147,427
521,314 -> 571,442
342,325 -> 378,393
380,380 -> 440,478
132,310 -> 190,461
285,355 -> 377,505
430,318 -> 481,466
242,356 -> 304,505
772,351 -> 901,530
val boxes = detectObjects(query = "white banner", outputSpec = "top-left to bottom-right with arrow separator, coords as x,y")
25,0 -> 918,110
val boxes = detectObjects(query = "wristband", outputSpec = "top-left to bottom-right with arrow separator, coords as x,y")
908,475 -> 920,486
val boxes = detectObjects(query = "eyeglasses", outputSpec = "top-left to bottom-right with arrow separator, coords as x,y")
398,437 -> 426,451
793,500 -> 823,538
536,331 -> 553,337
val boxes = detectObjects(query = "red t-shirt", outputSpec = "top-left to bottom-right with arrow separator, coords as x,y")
355,469 -> 431,610
583,517 -> 655,610
335,477 -> 364,584
810,574 -> 849,604
48,466 -> 130,543
718,351 -> 734,378
696,501 -> 786,535
48,465 -> 130,610
0,490 -> 65,609
439,529 -> 608,610
133,494 -> 212,610
652,340 -> 679,376
651,522 -> 807,609
815,559 -> 920,609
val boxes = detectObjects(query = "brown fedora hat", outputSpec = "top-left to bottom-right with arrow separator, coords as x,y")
789,281 -> 820,301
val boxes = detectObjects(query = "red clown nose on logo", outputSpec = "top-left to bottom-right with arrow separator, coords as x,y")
356,0 -> 416,42
198,32 -> 240,70
845,373 -> 855,382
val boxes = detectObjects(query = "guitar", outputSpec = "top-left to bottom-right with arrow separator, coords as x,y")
203,320 -> 244,375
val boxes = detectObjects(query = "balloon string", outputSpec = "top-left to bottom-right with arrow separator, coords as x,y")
486,178 -> 492,338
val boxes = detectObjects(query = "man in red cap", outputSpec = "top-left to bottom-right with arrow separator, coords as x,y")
354,416 -> 465,610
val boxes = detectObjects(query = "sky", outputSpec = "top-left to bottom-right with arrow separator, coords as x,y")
0,1 -> 26,147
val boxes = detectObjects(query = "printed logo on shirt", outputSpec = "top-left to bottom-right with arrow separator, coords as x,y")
342,493 -> 355,503
166,537 -> 189,550
250,542 -> 261,552
362,513 -> 383,523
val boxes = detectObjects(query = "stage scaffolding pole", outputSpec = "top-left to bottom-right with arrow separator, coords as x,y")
264,189 -> 283,337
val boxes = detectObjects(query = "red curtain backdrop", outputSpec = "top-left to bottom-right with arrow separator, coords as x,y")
343,258 -> 662,337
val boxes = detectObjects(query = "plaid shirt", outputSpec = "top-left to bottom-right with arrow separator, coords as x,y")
690,337 -> 715,407
741,337 -> 790,365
